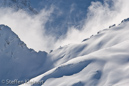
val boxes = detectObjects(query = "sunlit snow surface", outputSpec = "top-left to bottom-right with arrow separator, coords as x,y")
0,0 -> 129,86
19,20 -> 129,86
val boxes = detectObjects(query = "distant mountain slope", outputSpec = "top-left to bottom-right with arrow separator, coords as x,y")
20,18 -> 129,86
0,25 -> 48,85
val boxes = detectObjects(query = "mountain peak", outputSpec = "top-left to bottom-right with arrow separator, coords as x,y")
0,25 -> 48,84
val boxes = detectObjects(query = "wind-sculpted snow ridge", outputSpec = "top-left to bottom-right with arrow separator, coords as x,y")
21,41 -> 129,86
47,18 -> 129,67
20,18 -> 129,86
0,25 -> 49,86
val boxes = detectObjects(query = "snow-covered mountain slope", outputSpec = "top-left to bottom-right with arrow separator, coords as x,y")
20,18 -> 129,86
47,18 -> 129,67
0,0 -> 37,14
21,40 -> 129,86
0,25 -> 48,85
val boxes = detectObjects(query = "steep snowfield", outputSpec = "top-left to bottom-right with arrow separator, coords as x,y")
20,19 -> 129,86
21,41 -> 129,86
47,19 -> 129,67
0,25 -> 48,85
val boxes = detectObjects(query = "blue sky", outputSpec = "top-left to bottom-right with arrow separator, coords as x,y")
30,0 -> 104,37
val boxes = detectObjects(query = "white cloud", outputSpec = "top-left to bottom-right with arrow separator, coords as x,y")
0,7 -> 55,52
0,0 -> 129,52
57,0 -> 129,47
